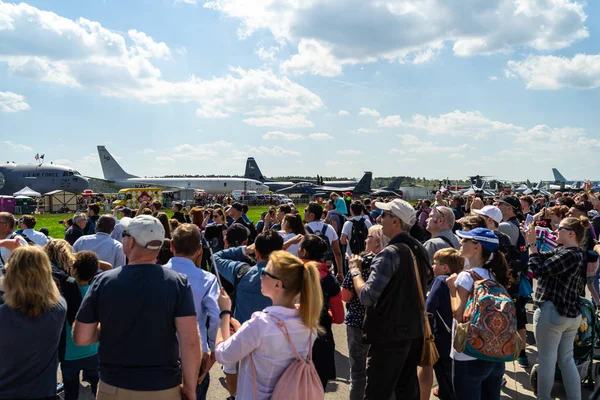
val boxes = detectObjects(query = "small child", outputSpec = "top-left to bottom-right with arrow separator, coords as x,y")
426,248 -> 464,400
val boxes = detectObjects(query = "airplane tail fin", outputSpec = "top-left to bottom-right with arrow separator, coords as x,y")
389,176 -> 403,190
552,168 -> 567,182
354,172 -> 372,193
244,158 -> 267,182
97,146 -> 137,180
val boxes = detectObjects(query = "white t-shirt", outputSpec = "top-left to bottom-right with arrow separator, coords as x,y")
450,267 -> 492,361
341,216 -> 373,257
305,221 -> 338,244
279,231 -> 299,257
0,233 -> 29,269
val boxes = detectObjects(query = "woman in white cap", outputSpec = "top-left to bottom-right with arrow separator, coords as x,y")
446,227 -> 513,400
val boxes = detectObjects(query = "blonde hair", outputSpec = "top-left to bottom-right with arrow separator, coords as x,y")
433,248 -> 465,275
2,246 -> 61,317
43,239 -> 75,272
368,225 -> 389,252
269,251 -> 323,332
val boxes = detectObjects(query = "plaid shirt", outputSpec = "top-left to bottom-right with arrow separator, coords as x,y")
529,246 -> 585,317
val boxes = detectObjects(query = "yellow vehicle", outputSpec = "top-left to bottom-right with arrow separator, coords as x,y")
112,187 -> 163,209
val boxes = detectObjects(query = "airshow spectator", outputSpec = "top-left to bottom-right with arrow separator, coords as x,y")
418,200 -> 432,231
450,196 -> 465,231
85,204 -> 100,235
151,200 -> 162,216
0,247 -> 67,400
214,251 -> 323,400
299,234 -> 344,389
325,200 -> 345,237
330,192 -> 348,215
423,206 -> 460,262
65,213 -> 87,246
62,251 -> 101,400
20,215 -> 49,246
271,204 -> 292,231
304,202 -> 344,282
110,207 -> 133,243
164,224 -> 220,400
156,212 -> 174,265
347,199 -> 432,399
341,225 -> 388,400
172,202 -> 191,224
0,212 -> 28,269
204,208 -> 227,253
227,203 -> 257,244
73,215 -> 125,269
494,195 -> 522,246
279,213 -> 306,257
212,229 -> 283,399
74,215 -> 200,399
341,201 -> 373,259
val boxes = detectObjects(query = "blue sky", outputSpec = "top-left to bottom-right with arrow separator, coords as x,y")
1,0 -> 599,182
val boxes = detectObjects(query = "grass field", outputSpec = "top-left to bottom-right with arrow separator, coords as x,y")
18,206 -> 272,239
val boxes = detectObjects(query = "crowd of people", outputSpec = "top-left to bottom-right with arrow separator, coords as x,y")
0,184 -> 599,400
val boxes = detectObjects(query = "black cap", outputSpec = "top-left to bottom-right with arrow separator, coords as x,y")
495,195 -> 522,212
226,223 -> 249,245
231,202 -> 243,212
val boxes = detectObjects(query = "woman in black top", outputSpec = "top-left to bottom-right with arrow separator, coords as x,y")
525,216 -> 588,400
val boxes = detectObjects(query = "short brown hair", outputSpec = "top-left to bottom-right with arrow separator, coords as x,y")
520,196 -> 533,206
151,200 -> 162,210
0,212 -> 15,230
172,223 -> 201,256
433,248 -> 464,275
88,204 -> 100,215
21,215 -> 36,229
460,215 -> 486,231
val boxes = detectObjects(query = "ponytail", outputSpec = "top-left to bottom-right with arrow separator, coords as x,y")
268,251 -> 323,332
299,261 -> 323,332
481,247 -> 513,288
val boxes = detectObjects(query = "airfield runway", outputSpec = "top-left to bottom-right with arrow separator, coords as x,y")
61,300 -> 595,399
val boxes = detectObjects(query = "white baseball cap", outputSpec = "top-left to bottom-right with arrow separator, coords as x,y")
118,216 -> 165,250
374,199 -> 416,227
473,205 -> 503,224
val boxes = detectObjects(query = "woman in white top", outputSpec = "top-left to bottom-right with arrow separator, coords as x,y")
446,227 -> 513,400
215,251 -> 323,400
279,213 -> 306,257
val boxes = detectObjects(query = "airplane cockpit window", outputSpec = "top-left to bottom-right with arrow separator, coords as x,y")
74,171 -> 81,176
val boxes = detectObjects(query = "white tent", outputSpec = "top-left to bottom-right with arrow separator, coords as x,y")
13,186 -> 42,197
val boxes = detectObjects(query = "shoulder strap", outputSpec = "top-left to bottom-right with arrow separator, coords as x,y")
321,224 -> 328,236
437,235 -> 457,249
305,225 -> 314,234
390,243 -> 426,312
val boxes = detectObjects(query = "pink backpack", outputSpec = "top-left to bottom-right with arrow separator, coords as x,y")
250,314 -> 324,400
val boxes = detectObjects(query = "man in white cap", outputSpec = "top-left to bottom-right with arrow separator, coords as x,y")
73,215 -> 201,400
347,199 -> 433,400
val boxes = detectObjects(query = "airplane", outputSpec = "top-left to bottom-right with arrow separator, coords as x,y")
97,146 -> 269,194
244,157 -> 358,189
0,162 -> 89,196
462,175 -> 497,197
300,172 -> 373,197
548,168 -> 588,191
514,180 -> 551,197
369,176 -> 404,197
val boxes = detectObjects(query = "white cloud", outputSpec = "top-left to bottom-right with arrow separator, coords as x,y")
337,149 -> 361,155
172,144 -> 218,160
448,153 -> 465,159
248,146 -> 300,157
174,0 -> 198,4
0,3 -> 324,119
388,148 -> 405,154
205,0 -> 588,76
0,91 -> 30,112
359,107 -> 380,117
3,140 -> 32,151
338,110 -> 349,116
256,46 -> 279,62
308,133 -> 333,140
352,128 -> 378,134
376,115 -> 403,127
156,156 -> 176,163
137,148 -> 156,154
408,110 -> 522,138
243,114 -> 314,128
506,54 -> 600,90
262,131 -> 304,140
397,134 -> 476,154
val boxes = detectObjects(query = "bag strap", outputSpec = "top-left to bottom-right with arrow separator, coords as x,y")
436,311 -> 452,333
391,244 -> 426,313
437,235 -> 457,250
249,312 -> 314,400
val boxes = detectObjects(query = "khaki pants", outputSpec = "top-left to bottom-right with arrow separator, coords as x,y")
96,380 -> 180,400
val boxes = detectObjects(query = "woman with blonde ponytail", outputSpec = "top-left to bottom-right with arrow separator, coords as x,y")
215,250 -> 323,399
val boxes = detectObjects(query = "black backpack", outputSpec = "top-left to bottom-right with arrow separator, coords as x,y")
349,219 -> 367,255
494,227 -> 527,297
305,223 -> 334,263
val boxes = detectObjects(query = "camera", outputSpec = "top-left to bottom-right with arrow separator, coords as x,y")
58,220 -> 65,224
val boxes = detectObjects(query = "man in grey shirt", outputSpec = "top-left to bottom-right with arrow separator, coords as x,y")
494,195 -> 522,246
423,206 -> 460,262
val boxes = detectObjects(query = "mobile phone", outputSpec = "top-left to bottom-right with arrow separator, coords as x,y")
524,214 -> 535,230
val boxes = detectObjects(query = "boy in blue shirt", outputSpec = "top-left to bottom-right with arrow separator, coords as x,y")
424,248 -> 464,400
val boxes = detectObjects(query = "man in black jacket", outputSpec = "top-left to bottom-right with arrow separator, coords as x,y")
348,199 -> 433,400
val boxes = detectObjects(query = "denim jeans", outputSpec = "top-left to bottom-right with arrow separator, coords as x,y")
196,373 -> 210,400
346,325 -> 370,400
594,266 -> 600,306
60,354 -> 99,400
533,301 -> 582,400
453,359 -> 504,400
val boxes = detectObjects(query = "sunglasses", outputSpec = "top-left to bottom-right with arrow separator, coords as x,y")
261,269 -> 285,288
461,238 -> 478,245
122,231 -> 131,238
557,226 -> 574,232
